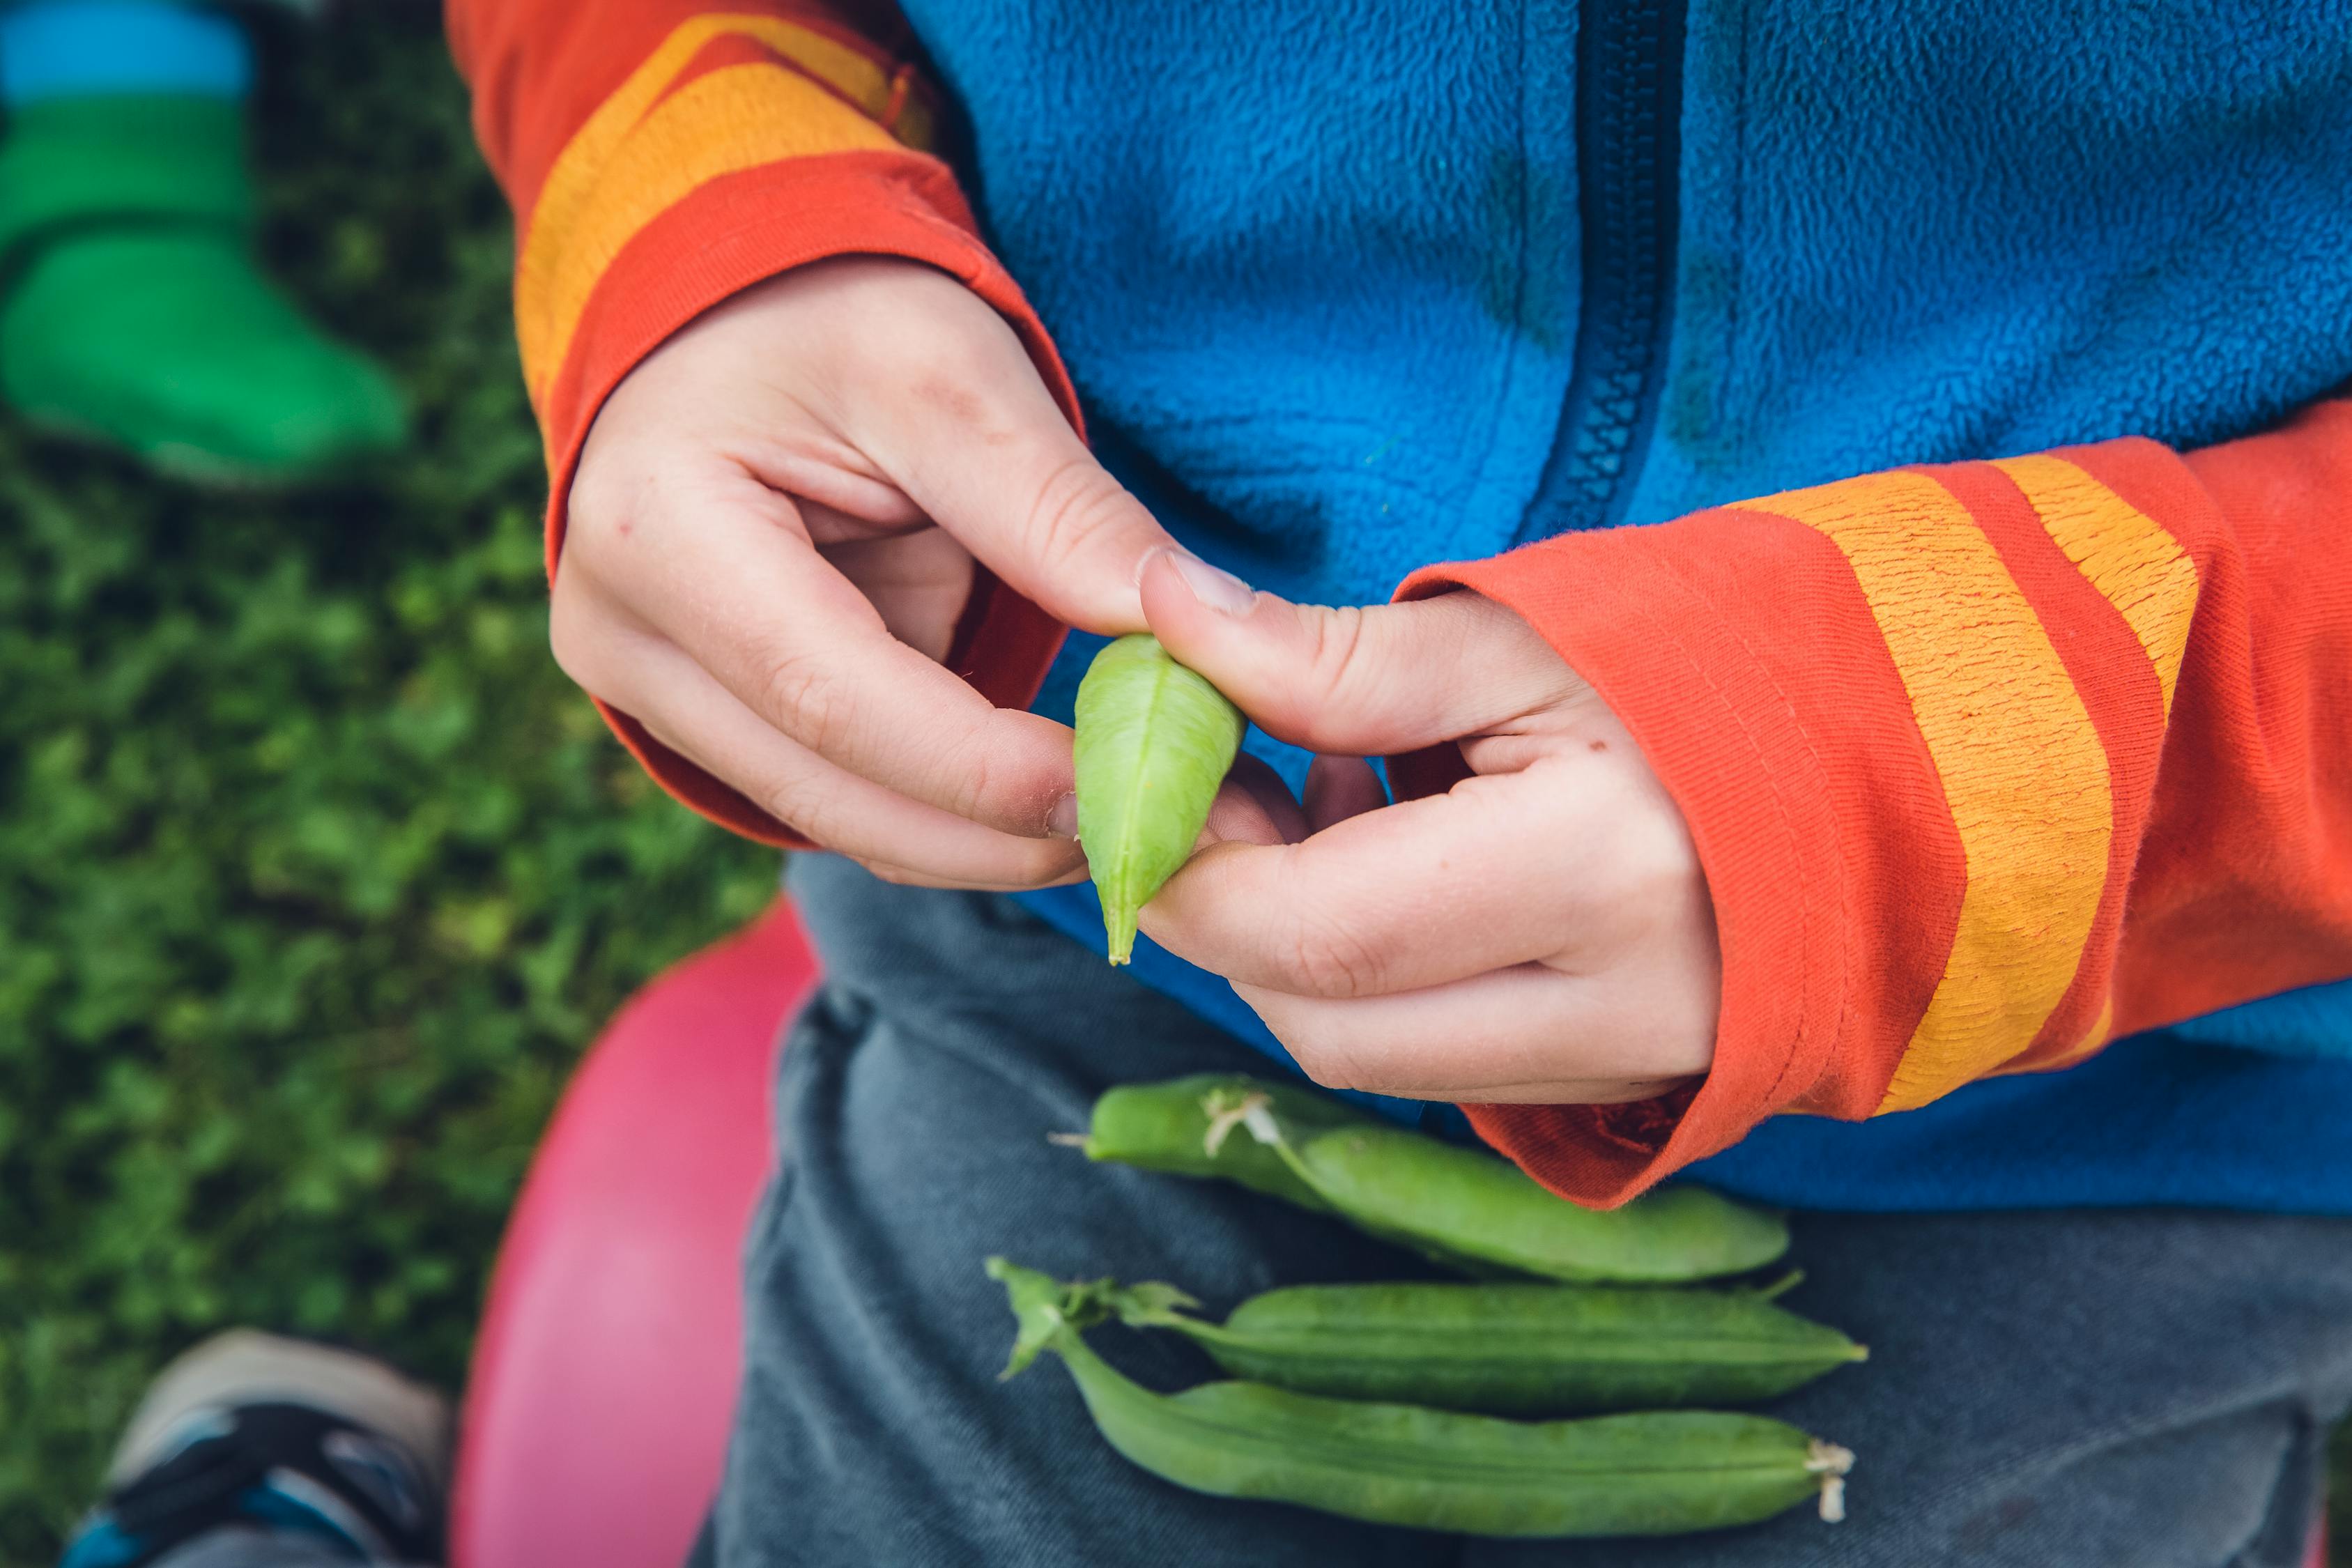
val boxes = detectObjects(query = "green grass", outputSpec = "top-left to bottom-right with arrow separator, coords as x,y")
0,8 -> 2344,1566
0,12 -> 774,1559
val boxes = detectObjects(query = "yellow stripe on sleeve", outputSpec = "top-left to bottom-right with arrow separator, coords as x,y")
516,15 -> 933,406
1739,472 -> 2114,1113
1991,454 -> 2199,715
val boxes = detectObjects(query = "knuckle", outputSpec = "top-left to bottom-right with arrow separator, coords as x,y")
1024,456 -> 1141,577
753,644 -> 848,753
931,727 -> 1001,824
758,774 -> 842,847
1286,1033 -> 1369,1095
1304,605 -> 1372,714
1280,909 -> 1387,999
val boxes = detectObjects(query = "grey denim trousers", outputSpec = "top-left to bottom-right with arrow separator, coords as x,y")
687,854 -> 2352,1567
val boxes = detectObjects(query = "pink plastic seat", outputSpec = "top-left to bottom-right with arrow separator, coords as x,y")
446,896 -> 2331,1568
449,900 -> 817,1568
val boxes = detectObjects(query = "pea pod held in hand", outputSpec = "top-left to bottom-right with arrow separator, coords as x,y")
1073,634 -> 1245,964
989,1259 -> 1855,1536
1106,1277 -> 1868,1415
1236,1096 -> 1790,1283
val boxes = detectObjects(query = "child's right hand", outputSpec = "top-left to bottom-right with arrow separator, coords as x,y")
554,258 -> 1181,889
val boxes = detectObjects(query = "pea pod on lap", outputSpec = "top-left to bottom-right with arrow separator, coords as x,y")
1260,1114 -> 1791,1284
1109,1277 -> 1868,1415
1073,1076 -> 1792,1284
1070,1073 -> 1377,1214
990,1260 -> 1854,1538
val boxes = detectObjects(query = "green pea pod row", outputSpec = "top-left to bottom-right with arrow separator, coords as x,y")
1104,1275 -> 1868,1415
1072,633 -> 1245,965
990,1259 -> 1854,1537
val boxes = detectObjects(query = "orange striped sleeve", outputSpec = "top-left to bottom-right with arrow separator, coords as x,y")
1399,401 -> 2352,1206
447,0 -> 1070,847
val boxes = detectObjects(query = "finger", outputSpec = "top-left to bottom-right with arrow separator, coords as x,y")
640,686 -> 1079,895
847,305 -> 1180,633
560,608 -> 1086,888
1203,752 -> 1307,848
1151,756 -> 1706,999
795,495 -> 930,545
1140,551 -> 1581,755
1232,964 -> 1712,1104
1303,755 -> 1385,834
1144,764 -> 1640,997
819,526 -> 974,663
577,467 -> 1077,837
844,853 -> 1089,892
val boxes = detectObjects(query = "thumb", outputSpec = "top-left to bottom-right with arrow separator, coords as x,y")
856,315 -> 1177,634
1139,551 -> 1578,754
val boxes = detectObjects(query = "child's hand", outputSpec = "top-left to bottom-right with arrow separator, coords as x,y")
555,259 -> 1180,889
1135,552 -> 1720,1105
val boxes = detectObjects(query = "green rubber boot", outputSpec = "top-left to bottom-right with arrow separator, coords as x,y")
0,95 -> 406,485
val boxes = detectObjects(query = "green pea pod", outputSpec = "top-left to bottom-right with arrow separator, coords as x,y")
989,1259 -> 1854,1537
1238,1097 -> 1790,1284
1107,1277 -> 1867,1415
1069,1073 -> 1382,1213
1064,1076 -> 1519,1277
1073,634 -> 1244,964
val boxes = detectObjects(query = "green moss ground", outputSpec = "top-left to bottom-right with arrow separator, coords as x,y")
0,12 -> 774,1558
0,8 -> 2342,1565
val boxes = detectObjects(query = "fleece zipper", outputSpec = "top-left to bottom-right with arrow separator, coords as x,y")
1517,0 -> 1689,542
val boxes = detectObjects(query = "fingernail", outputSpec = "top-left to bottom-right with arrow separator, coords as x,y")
1045,792 -> 1079,840
1165,550 -> 1257,616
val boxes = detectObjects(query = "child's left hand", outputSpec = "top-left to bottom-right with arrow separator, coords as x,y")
1136,549 -> 1719,1106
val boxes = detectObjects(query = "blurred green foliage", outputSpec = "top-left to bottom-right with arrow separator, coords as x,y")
0,8 -> 2344,1567
0,10 -> 774,1558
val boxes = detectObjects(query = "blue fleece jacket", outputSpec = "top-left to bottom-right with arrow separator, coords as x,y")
882,0 -> 2352,1213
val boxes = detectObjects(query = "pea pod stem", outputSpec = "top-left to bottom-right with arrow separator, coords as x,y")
989,1259 -> 1855,1535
